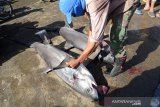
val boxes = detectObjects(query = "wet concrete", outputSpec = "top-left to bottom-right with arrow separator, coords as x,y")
0,0 -> 160,107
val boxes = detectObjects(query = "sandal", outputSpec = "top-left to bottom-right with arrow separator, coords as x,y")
135,8 -> 143,15
148,11 -> 156,18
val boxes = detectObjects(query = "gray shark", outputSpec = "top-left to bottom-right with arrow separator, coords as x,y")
59,27 -> 87,50
31,42 -> 98,100
59,27 -> 114,65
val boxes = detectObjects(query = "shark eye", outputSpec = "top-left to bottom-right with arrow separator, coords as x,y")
86,88 -> 92,93
86,88 -> 90,93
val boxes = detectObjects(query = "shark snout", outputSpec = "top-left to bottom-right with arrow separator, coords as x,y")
90,84 -> 99,100
84,84 -> 99,100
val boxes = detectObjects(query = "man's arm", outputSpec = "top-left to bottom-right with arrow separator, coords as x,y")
77,38 -> 98,63
66,0 -> 110,68
66,32 -> 99,68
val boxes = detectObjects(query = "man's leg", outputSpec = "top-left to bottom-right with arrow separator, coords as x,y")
144,0 -> 150,11
150,0 -> 156,12
109,5 -> 137,77
135,2 -> 143,15
148,0 -> 156,17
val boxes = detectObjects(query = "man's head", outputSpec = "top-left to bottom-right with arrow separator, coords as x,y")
59,0 -> 86,25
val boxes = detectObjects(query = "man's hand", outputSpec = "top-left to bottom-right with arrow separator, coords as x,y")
65,30 -> 98,69
66,58 -> 80,69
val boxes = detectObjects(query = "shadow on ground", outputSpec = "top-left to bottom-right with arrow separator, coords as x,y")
0,5 -> 43,25
124,25 -> 160,70
0,20 -> 65,65
95,66 -> 160,105
108,66 -> 160,97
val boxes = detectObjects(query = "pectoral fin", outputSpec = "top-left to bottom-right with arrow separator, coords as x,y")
52,56 -> 71,70
64,41 -> 74,50
35,30 -> 51,45
41,67 -> 52,74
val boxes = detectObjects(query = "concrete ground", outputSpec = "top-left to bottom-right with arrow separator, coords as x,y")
0,0 -> 160,107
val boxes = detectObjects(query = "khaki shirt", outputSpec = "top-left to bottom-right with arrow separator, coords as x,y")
85,0 -> 138,42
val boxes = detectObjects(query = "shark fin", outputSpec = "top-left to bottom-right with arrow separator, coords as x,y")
35,30 -> 51,45
52,56 -> 71,70
41,67 -> 52,74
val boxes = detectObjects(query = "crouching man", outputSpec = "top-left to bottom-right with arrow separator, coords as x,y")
59,0 -> 140,76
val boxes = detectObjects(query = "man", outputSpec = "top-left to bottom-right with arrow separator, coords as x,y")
135,1 -> 143,15
144,0 -> 157,17
59,0 -> 140,76
59,0 -> 87,28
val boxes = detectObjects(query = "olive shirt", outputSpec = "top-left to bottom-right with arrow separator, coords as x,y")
85,0 -> 138,42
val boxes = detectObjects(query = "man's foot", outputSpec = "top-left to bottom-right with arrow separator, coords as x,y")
135,8 -> 143,15
148,11 -> 156,18
144,5 -> 150,11
109,64 -> 123,77
109,56 -> 127,77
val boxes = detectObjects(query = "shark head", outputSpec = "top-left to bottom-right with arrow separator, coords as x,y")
78,78 -> 98,100
72,68 -> 98,100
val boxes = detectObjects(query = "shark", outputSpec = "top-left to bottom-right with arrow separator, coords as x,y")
59,27 -> 114,65
31,41 -> 98,100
